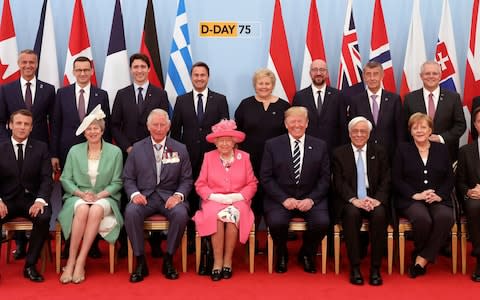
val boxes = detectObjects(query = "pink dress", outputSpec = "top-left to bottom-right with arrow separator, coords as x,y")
193,149 -> 257,243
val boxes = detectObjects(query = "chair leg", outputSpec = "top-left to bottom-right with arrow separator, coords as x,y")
55,224 -> 62,274
109,242 -> 115,274
321,236 -> 327,274
127,238 -> 133,274
451,224 -> 458,274
249,229 -> 255,274
181,230 -> 187,273
334,225 -> 340,275
399,228 -> 405,275
267,231 -> 273,274
461,224 -> 467,275
387,225 -> 393,275
195,232 -> 201,273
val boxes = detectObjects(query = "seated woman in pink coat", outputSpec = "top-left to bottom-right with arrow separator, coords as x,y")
193,119 -> 257,281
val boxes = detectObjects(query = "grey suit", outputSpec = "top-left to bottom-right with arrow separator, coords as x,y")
123,136 -> 193,255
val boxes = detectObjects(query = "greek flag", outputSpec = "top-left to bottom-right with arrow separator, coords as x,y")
164,0 -> 193,107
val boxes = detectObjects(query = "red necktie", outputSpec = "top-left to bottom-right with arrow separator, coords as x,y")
428,93 -> 436,120
78,89 -> 86,121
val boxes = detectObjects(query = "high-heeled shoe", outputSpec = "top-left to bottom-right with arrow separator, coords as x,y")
222,267 -> 232,279
59,265 -> 74,284
72,269 -> 85,284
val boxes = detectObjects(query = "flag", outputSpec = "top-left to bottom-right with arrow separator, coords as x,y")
0,0 -> 19,84
464,0 -> 480,114
34,0 -> 59,90
369,0 -> 396,92
267,0 -> 296,103
164,0 -> 193,108
102,0 -> 130,110
337,0 -> 363,91
435,0 -> 461,94
400,0 -> 426,99
140,0 -> 164,88
63,0 -> 97,86
300,0 -> 328,89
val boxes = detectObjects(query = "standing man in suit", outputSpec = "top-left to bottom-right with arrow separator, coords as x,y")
111,53 -> 169,257
51,56 -> 111,170
51,56 -> 110,258
404,60 -> 466,161
456,107 -> 480,282
0,109 -> 52,282
170,61 -> 229,261
0,49 -> 55,260
260,106 -> 330,274
124,109 -> 192,282
292,59 -> 348,154
332,116 -> 390,286
349,61 -> 404,158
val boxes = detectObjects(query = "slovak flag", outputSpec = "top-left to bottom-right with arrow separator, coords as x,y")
299,0 -> 328,89
337,0 -> 363,91
267,0 -> 296,103
369,0 -> 396,92
435,0 -> 461,94
63,0 -> 97,86
0,0 -> 19,84
400,0 -> 426,99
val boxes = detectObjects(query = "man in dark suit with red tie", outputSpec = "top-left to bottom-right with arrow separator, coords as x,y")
332,116 -> 390,286
260,106 -> 330,274
170,61 -> 229,260
403,60 -> 466,161
292,59 -> 348,154
111,53 -> 169,257
0,109 -> 53,282
349,61 -> 404,158
0,49 -> 55,260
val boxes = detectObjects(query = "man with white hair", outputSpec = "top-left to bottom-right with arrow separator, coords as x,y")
332,116 -> 391,286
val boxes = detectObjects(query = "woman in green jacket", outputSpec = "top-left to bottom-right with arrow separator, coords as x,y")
58,105 -> 123,284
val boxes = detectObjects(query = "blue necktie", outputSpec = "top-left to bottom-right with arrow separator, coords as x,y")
356,149 -> 367,200
293,140 -> 301,184
197,93 -> 204,123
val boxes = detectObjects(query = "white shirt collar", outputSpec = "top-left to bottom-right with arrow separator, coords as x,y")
422,87 -> 440,99
194,88 -> 208,99
75,83 -> 91,94
11,137 -> 28,147
151,136 -> 166,149
288,134 -> 306,144
311,84 -> 326,96
134,81 -> 149,91
20,76 -> 36,87
366,88 -> 382,99
351,143 -> 367,153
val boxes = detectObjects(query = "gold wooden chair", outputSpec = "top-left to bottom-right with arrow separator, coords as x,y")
460,216 -> 469,275
127,214 -> 187,273
398,217 -> 457,274
333,221 -> 394,275
195,225 -> 255,274
267,217 -> 327,274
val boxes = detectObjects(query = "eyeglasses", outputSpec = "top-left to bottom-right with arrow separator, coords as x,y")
74,69 -> 92,73
310,68 -> 328,73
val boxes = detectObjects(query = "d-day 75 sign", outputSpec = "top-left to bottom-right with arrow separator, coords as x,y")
199,22 -> 261,38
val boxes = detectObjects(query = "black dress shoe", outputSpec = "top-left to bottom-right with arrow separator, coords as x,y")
350,267 -> 364,285
88,245 -> 102,259
23,266 -> 44,282
408,264 -> 426,278
222,267 -> 233,279
13,248 -> 26,260
298,255 -> 317,273
211,269 -> 222,281
369,268 -> 383,286
162,254 -> 179,280
275,254 -> 288,273
130,261 -> 149,283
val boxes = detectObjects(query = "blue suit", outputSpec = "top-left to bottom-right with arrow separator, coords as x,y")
51,84 -> 110,166
123,136 -> 193,255
0,78 -> 55,144
260,134 -> 330,256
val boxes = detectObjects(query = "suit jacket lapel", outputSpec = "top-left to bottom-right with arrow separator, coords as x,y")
22,140 -> 36,174
14,80 -> 25,109
434,90 -> 446,124
142,138 -> 157,180
366,145 -> 377,192
472,141 -> 480,181
415,90 -> 427,114
87,87 -> 99,113
376,91 -> 390,126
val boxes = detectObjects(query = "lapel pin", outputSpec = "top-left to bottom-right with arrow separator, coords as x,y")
94,93 -> 98,97
39,84 -> 43,89
370,155 -> 375,160
385,97 -> 389,102
272,111 -> 276,115
308,146 -> 312,150
327,91 -> 331,95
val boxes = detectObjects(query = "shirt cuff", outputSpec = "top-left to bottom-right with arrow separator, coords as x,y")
174,192 -> 184,201
35,198 -> 48,206
130,191 -> 141,201
438,135 -> 445,144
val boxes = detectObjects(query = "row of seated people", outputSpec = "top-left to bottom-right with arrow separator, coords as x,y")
1,105 -> 479,287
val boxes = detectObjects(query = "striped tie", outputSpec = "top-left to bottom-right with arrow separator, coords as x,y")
293,140 -> 301,184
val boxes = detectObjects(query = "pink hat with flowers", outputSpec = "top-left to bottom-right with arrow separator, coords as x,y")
206,119 -> 245,143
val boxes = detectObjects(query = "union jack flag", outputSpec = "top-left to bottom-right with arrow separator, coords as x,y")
337,0 -> 362,91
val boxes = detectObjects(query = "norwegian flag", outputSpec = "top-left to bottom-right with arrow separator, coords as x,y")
399,0 -> 426,99
299,0 -> 329,89
337,0 -> 362,91
63,0 -> 97,86
369,0 -> 396,92
0,0 -> 19,84
267,0 -> 296,103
